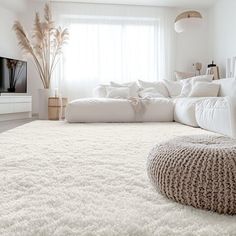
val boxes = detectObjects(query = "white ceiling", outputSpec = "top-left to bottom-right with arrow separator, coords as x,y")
0,0 -> 217,12
50,0 -> 218,8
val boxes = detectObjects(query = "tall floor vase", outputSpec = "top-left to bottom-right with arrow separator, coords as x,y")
38,89 -> 50,120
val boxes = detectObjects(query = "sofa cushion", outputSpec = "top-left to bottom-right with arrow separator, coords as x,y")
179,75 -> 214,97
138,88 -> 166,99
110,81 -> 139,97
175,71 -> 195,80
138,80 -> 169,98
189,82 -> 220,97
66,98 -> 174,123
196,97 -> 236,138
93,84 -> 109,98
174,97 -> 206,127
143,98 -> 174,122
106,87 -> 130,99
163,80 -> 183,97
213,77 -> 236,97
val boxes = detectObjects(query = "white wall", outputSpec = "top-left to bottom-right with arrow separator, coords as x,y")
18,1 -> 47,114
209,0 -> 236,78
0,5 -> 21,59
175,9 -> 211,74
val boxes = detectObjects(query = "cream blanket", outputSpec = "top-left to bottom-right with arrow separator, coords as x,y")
128,97 -> 151,121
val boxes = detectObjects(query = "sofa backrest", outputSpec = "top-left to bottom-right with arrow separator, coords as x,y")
213,77 -> 236,97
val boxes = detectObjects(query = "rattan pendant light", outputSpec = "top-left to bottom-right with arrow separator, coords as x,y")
175,11 -> 203,33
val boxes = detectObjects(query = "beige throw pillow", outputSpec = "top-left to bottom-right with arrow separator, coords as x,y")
175,71 -> 195,80
189,82 -> 220,97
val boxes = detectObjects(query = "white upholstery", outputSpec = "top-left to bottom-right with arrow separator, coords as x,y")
227,96 -> 236,138
139,88 -> 165,99
110,81 -> 139,97
142,99 -> 174,122
195,97 -> 235,138
163,80 -> 182,97
189,82 -> 220,97
66,98 -> 174,123
213,77 -> 236,97
180,75 -> 214,97
106,87 -> 130,99
138,80 -> 169,98
69,78 -> 236,139
174,97 -> 206,127
93,85 -> 108,98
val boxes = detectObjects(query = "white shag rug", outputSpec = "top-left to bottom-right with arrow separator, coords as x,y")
0,121 -> 235,236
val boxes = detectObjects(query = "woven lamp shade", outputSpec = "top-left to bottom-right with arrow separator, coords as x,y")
175,11 -> 203,33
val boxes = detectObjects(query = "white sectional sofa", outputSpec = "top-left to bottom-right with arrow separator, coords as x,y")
66,77 -> 236,138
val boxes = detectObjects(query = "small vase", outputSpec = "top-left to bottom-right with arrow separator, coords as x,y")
38,88 -> 50,120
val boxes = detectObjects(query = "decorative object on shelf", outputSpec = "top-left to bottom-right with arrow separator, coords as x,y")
206,61 -> 220,80
175,11 -> 203,33
193,62 -> 202,75
226,57 -> 236,78
48,97 -> 68,120
13,3 -> 69,119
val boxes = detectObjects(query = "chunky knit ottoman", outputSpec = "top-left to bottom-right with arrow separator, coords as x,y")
147,135 -> 236,215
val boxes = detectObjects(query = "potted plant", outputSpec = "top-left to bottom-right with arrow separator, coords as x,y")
13,3 -> 69,119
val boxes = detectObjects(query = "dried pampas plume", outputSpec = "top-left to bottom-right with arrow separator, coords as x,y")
13,3 -> 69,89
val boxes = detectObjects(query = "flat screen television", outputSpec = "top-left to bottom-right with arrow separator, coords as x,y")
0,56 -> 27,93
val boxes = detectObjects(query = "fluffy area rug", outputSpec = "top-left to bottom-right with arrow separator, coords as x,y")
0,121 -> 235,236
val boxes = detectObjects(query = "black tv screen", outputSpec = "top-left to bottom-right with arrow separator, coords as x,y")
0,57 -> 27,93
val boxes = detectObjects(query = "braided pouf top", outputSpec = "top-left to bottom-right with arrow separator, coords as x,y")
147,135 -> 236,215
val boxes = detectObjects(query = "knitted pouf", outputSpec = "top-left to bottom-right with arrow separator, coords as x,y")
147,135 -> 236,215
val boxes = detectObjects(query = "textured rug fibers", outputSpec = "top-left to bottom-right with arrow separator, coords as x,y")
0,121 -> 235,236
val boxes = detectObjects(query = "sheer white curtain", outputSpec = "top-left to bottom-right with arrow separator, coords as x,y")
55,14 -> 174,100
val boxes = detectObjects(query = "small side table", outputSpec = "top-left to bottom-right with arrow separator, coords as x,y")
48,97 -> 68,120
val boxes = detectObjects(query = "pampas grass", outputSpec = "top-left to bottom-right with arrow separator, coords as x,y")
13,3 -> 69,89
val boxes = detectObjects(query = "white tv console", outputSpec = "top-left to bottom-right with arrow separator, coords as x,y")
0,94 -> 32,121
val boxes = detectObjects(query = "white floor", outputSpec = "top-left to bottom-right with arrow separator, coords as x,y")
0,121 -> 235,235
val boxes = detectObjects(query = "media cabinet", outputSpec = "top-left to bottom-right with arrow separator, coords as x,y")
0,95 -> 32,121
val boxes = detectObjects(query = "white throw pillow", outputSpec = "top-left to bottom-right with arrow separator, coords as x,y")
189,74 -> 213,83
175,71 -> 195,80
110,81 -> 139,97
138,80 -> 169,97
180,75 -> 214,97
106,87 -> 130,99
189,82 -> 220,97
163,80 -> 183,98
212,77 -> 236,97
93,84 -> 109,98
139,87 -> 165,99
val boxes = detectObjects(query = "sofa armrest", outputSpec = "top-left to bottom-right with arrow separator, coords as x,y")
195,97 -> 234,138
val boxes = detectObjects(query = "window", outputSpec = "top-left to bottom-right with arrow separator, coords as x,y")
62,17 -> 161,98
